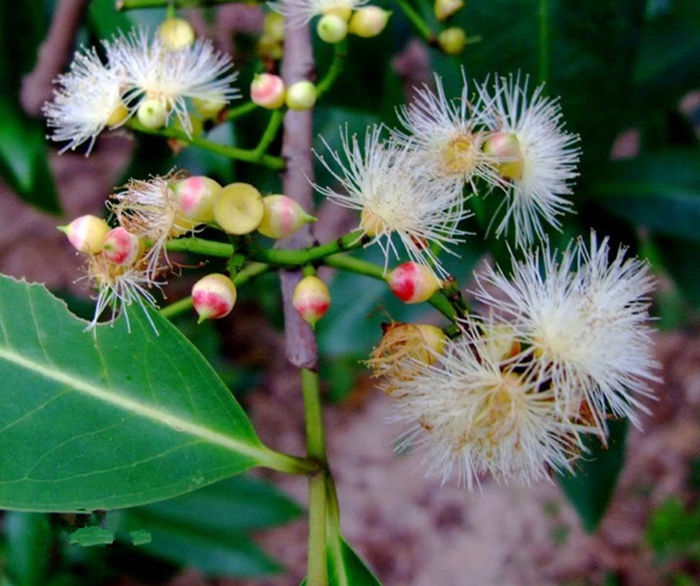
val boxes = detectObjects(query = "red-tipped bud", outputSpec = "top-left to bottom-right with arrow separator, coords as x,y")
484,131 -> 524,180
192,274 -> 237,323
348,7 -> 391,38
257,195 -> 316,239
59,215 -> 110,254
213,183 -> 265,235
251,74 -> 286,110
101,227 -> 143,266
173,176 -> 222,224
437,27 -> 467,55
317,14 -> 348,43
285,81 -> 317,111
157,17 -> 196,50
293,275 -> 330,327
387,262 -> 441,304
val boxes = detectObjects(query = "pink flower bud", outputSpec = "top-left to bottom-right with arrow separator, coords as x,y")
173,176 -> 222,224
484,131 -> 524,180
387,262 -> 441,304
257,195 -> 317,239
59,215 -> 110,254
285,81 -> 317,111
251,74 -> 286,110
101,227 -> 142,266
192,273 -> 237,323
293,275 -> 330,327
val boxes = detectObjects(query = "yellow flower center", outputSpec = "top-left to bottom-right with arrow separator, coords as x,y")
440,133 -> 478,176
360,207 -> 389,237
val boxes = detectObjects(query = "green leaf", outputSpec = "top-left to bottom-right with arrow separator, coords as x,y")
300,535 -> 382,586
3,512 -> 51,586
0,98 -> 61,215
0,275 -> 269,512
557,418 -> 629,532
591,149 -> 700,241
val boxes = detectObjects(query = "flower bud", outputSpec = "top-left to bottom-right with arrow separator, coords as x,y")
387,262 -> 441,304
434,0 -> 464,21
348,7 -> 391,38
264,12 -> 286,42
293,275 -> 330,327
101,227 -> 142,266
192,273 -> 237,323
437,27 -> 467,55
59,215 -> 110,254
258,195 -> 317,239
213,183 -> 265,235
250,74 -> 286,110
137,98 -> 168,129
285,81 -> 317,111
173,176 -> 222,224
317,14 -> 348,43
483,131 -> 524,180
192,93 -> 227,119
157,17 -> 196,50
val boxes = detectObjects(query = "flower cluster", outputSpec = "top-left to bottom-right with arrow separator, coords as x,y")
314,73 -> 580,276
370,234 -> 658,489
44,26 -> 239,154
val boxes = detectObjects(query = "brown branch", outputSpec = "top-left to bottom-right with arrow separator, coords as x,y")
278,20 -> 318,370
21,0 -> 91,116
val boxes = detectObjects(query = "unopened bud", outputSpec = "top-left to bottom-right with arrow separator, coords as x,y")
348,7 -> 391,38
213,183 -> 265,235
251,74 -> 286,110
173,176 -> 222,224
437,27 -> 467,55
317,14 -> 348,43
157,17 -> 196,50
264,12 -> 286,42
59,215 -> 110,254
293,275 -> 330,327
285,81 -> 317,111
192,273 -> 237,323
484,131 -> 524,180
387,262 -> 441,304
102,227 -> 142,266
137,98 -> 168,129
434,0 -> 464,21
192,94 -> 227,119
258,195 -> 316,239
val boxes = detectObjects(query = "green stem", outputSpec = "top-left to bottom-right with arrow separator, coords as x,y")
316,41 -> 347,99
166,238 -> 234,257
226,101 -> 258,121
159,295 -> 193,319
117,0 -> 239,9
247,231 -> 367,266
395,0 -> 435,43
538,0 -> 550,83
128,120 -> 285,171
253,109 -> 285,159
256,447 -> 323,476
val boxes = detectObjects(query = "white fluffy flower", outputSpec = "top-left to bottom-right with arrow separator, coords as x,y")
393,72 -> 502,193
107,29 -> 239,135
43,47 -> 128,154
477,74 -> 580,248
389,321 -> 584,489
473,233 -> 658,429
269,0 -> 368,27
314,125 -> 471,276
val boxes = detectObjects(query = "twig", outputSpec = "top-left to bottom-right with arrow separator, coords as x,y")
21,0 -> 91,116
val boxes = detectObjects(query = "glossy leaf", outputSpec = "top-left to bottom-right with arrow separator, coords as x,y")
557,418 -> 629,532
0,275 -> 268,512
591,149 -> 700,240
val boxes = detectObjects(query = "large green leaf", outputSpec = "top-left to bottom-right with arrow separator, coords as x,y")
591,149 -> 700,241
115,475 -> 302,577
0,275 -> 269,512
557,418 -> 629,532
300,535 -> 382,586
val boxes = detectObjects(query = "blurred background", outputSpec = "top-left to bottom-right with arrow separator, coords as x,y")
1,0 -> 699,584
